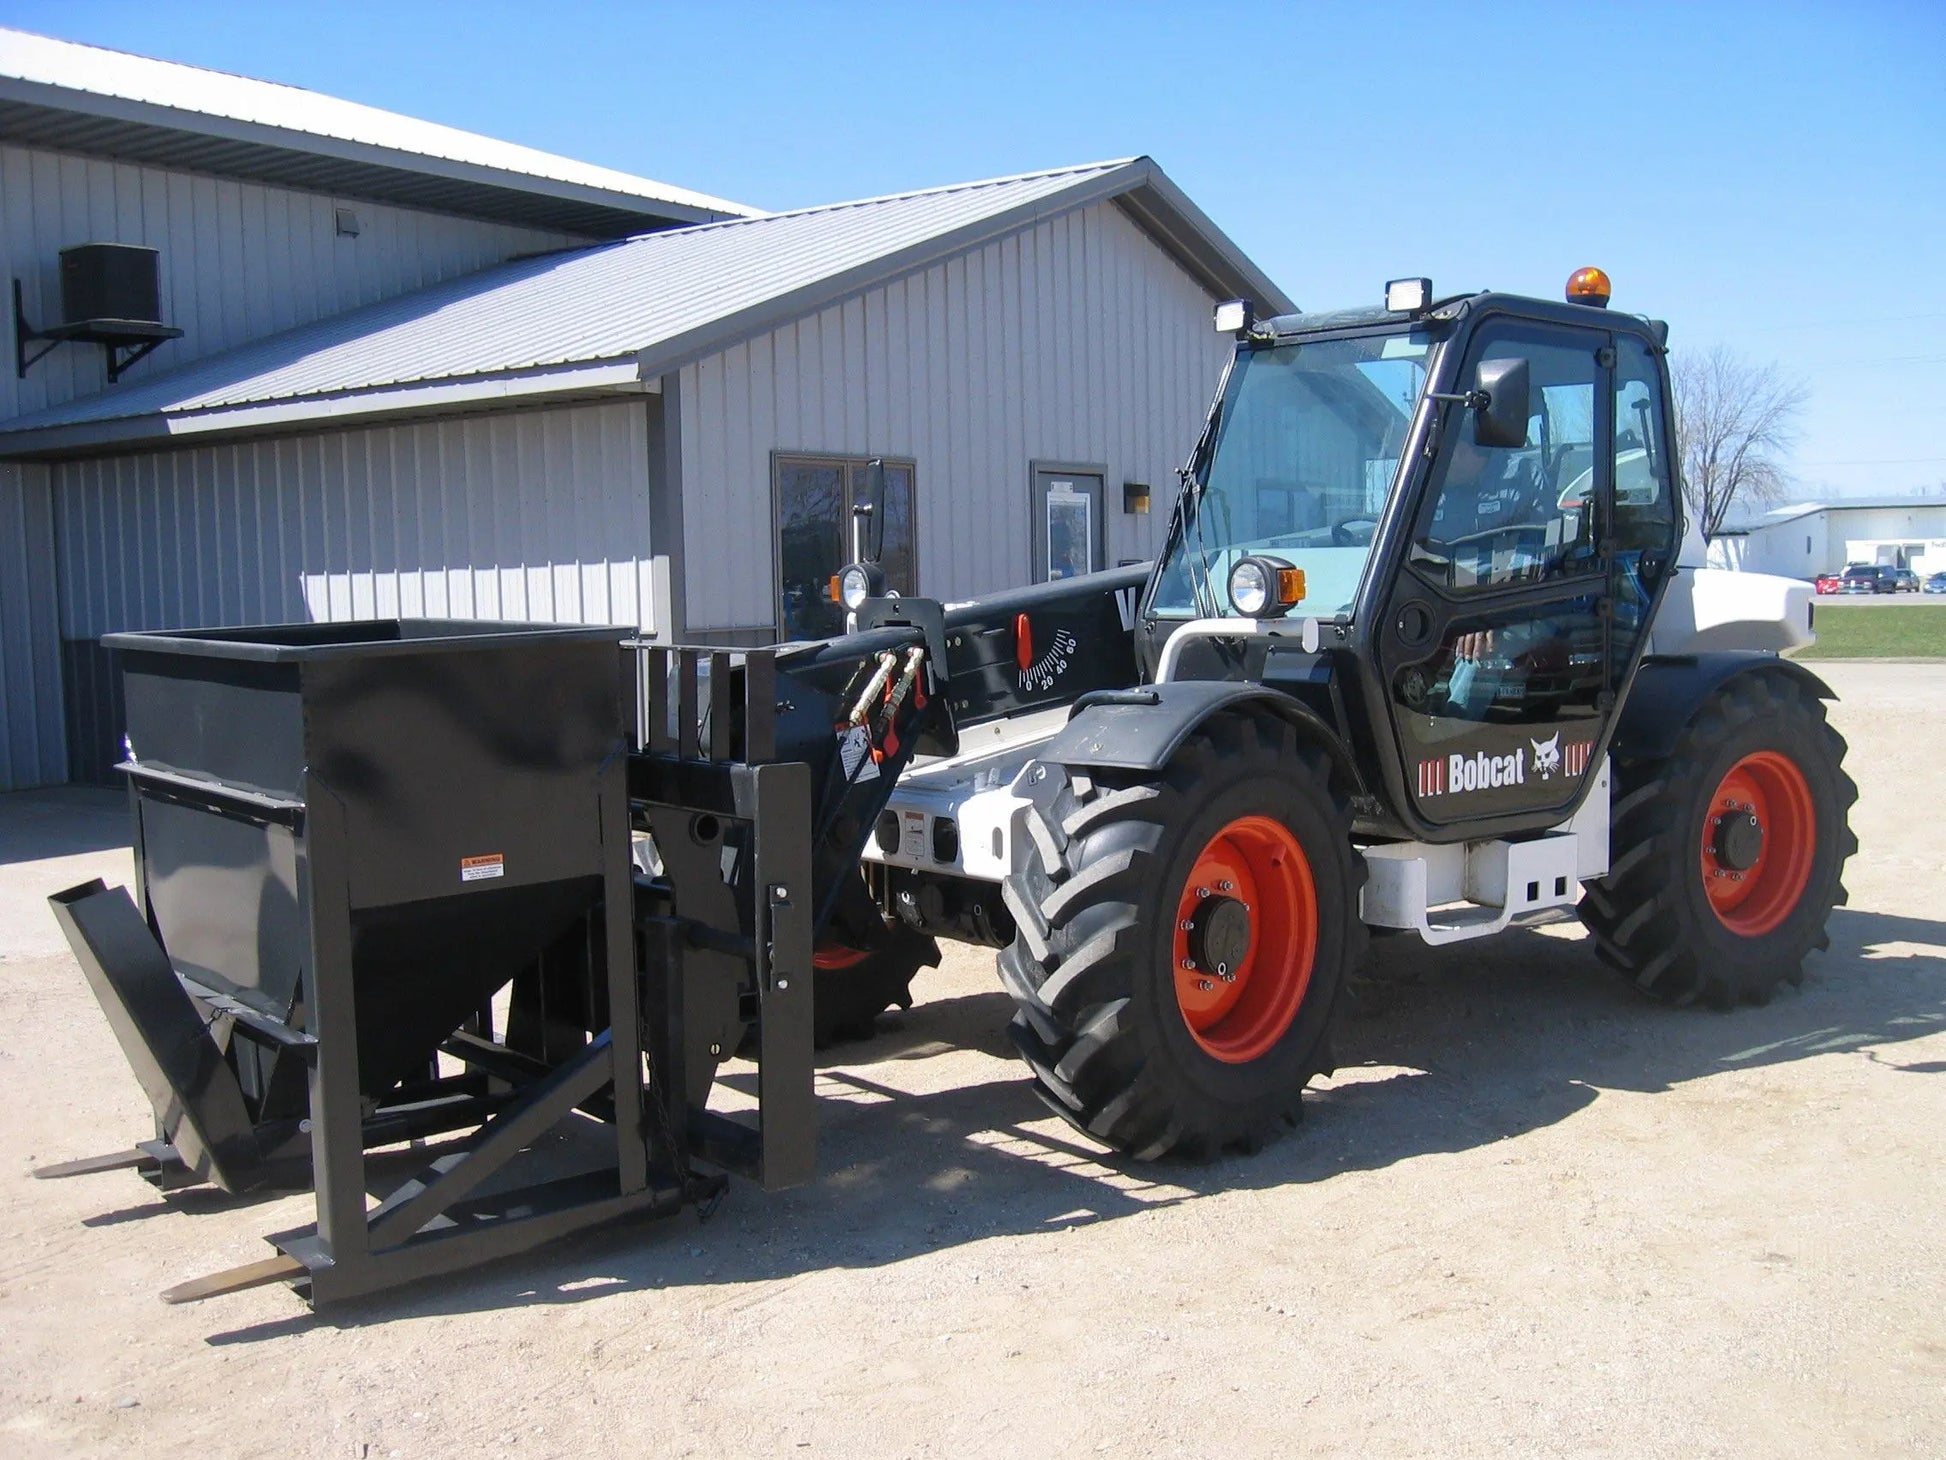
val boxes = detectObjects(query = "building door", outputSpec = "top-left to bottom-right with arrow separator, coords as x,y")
1031,468 -> 1105,582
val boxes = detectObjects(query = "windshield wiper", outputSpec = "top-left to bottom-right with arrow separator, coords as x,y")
1181,400 -> 1223,618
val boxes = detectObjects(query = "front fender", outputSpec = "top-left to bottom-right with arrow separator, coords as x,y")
1037,680 -> 1358,788
1614,653 -> 1835,762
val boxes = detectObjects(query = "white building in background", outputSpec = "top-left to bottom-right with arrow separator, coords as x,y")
1705,498 -> 1946,579
0,28 -> 1290,789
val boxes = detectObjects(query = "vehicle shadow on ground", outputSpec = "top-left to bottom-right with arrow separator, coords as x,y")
200,904 -> 1946,1342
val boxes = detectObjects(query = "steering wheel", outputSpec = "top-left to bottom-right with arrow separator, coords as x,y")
1331,516 -> 1379,546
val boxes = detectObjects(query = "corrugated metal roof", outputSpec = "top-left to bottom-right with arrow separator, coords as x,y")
0,27 -> 756,232
0,157 -> 1294,457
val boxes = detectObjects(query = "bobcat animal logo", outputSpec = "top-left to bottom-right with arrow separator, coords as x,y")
1530,732 -> 1562,780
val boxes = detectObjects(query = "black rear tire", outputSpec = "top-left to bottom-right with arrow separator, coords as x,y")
998,710 -> 1365,1160
812,928 -> 939,1047
1578,670 -> 1856,1007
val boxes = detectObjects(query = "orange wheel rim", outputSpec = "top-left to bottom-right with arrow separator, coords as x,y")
813,944 -> 872,971
1172,814 -> 1318,1063
1698,750 -> 1816,937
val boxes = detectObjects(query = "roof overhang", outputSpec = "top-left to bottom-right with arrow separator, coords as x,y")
1110,163 -> 1294,319
0,76 -> 742,237
5,359 -> 654,459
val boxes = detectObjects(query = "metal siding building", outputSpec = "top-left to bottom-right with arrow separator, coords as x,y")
1704,499 -> 1946,579
0,461 -> 60,787
0,31 -> 1291,789
0,144 -> 585,417
46,400 -> 658,776
51,402 -> 655,636
0,152 -> 592,786
0,26 -> 745,788
677,200 -> 1226,632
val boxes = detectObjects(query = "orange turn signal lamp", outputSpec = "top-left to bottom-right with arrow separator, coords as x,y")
1228,555 -> 1307,617
1566,266 -> 1612,308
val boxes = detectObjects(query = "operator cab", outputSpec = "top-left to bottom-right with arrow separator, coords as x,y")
1138,270 -> 1683,844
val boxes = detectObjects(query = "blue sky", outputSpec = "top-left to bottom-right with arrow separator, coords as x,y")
8,0 -> 1943,501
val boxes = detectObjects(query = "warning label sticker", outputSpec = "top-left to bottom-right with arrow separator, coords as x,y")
839,725 -> 878,782
461,854 -> 506,883
898,810 -> 928,862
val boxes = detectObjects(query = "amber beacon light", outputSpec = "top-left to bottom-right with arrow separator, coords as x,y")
1566,266 -> 1612,307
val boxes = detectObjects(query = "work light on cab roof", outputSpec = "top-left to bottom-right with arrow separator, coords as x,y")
1384,277 -> 1432,314
1212,298 -> 1254,335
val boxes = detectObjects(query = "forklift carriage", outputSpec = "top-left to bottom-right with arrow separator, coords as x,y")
40,618 -> 890,1306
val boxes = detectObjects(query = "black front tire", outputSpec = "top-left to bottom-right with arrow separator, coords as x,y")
1579,670 -> 1856,1007
998,710 -> 1365,1160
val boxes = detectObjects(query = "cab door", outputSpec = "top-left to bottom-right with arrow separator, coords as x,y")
1377,319 -> 1615,830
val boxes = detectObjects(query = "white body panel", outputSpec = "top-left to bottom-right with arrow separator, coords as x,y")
860,708 -> 1071,881
1647,565 -> 1814,655
868,687 -> 1616,949
1358,762 -> 1610,943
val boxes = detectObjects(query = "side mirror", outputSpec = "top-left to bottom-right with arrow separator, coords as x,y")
852,458 -> 888,565
1472,357 -> 1530,449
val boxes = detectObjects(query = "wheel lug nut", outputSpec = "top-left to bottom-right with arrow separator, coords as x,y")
1181,958 -> 1196,971
1196,978 -> 1214,992
1219,880 -> 1234,893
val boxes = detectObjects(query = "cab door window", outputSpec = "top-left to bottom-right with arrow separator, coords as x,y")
1414,338 -> 1602,592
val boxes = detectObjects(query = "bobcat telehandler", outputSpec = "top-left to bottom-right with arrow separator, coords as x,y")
833,266 -> 1854,1160
38,268 -> 1851,1308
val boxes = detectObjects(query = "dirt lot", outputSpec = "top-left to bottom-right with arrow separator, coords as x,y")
2,662 -> 1942,1458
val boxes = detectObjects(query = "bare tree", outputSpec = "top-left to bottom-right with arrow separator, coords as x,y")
1671,346 -> 1809,539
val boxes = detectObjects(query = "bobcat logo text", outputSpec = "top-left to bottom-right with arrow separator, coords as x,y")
1416,735 -> 1595,798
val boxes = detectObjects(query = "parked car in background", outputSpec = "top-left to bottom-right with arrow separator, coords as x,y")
1840,565 -> 1897,594
1924,572 -> 1946,595
1892,568 -> 1922,593
1815,570 -> 1845,594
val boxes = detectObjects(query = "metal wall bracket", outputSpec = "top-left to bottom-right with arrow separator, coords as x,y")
13,278 -> 182,382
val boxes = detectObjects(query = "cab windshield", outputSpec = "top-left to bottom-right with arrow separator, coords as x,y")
1151,331 -> 1431,618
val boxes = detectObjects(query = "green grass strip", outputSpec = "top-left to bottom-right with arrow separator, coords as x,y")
1793,604 -> 1946,659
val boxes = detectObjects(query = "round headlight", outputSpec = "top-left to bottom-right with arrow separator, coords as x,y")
839,564 -> 873,611
1228,558 -> 1270,617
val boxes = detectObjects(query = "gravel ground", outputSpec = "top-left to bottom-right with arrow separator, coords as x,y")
1,662 -> 1941,1458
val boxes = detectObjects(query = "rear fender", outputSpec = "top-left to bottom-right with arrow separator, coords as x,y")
1614,653 -> 1835,762
1036,680 -> 1358,789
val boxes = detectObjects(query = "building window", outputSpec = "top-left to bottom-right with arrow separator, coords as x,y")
774,453 -> 916,639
